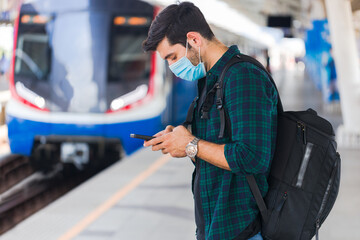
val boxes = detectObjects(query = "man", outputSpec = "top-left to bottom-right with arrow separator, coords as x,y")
142,2 -> 278,240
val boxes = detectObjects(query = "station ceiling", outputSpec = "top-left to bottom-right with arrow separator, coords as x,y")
223,0 -> 360,26
2,0 -> 360,27
220,0 -> 360,40
2,0 -> 360,41
221,0 -> 304,26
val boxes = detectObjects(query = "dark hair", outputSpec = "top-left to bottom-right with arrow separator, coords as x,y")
142,2 -> 214,52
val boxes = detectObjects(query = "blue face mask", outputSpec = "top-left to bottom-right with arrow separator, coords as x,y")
169,41 -> 206,81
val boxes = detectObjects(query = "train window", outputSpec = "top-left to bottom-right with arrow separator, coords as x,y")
107,19 -> 152,110
108,23 -> 151,93
15,33 -> 50,81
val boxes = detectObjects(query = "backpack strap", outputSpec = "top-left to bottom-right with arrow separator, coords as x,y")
183,53 -> 283,224
214,54 -> 283,223
215,56 -> 244,138
183,96 -> 198,130
197,56 -> 245,138
246,175 -> 269,223
212,54 -> 284,139
233,54 -> 284,114
183,53 -> 281,222
184,53 -> 284,139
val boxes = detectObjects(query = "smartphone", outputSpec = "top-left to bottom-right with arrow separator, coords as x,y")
130,134 -> 155,141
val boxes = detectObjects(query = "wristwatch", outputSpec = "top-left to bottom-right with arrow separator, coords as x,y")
185,137 -> 200,158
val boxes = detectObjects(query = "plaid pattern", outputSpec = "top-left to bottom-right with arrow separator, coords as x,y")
192,46 -> 278,240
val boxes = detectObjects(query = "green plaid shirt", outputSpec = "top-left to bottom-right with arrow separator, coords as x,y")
192,46 -> 278,239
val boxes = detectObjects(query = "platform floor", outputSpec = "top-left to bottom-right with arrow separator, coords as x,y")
1,68 -> 360,240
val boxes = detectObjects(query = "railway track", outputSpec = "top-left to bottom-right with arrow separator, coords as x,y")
0,154 -> 34,194
0,154 -> 115,234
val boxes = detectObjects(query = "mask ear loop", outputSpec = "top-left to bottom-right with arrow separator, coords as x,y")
199,46 -> 202,63
187,40 -> 203,64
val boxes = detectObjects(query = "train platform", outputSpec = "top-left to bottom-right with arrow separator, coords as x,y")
1,68 -> 360,240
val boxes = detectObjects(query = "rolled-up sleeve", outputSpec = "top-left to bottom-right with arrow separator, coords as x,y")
224,63 -> 277,175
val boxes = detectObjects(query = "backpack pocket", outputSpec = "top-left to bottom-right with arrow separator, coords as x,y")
263,181 -> 313,240
262,189 -> 288,238
292,141 -> 324,190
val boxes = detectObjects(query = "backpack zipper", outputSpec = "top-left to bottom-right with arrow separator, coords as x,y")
287,114 -> 335,140
315,155 -> 339,237
275,191 -> 288,211
295,142 -> 314,188
297,121 -> 307,144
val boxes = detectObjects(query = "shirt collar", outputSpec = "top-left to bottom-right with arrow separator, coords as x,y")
207,45 -> 241,77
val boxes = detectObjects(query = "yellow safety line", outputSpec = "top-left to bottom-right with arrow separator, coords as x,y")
58,154 -> 172,240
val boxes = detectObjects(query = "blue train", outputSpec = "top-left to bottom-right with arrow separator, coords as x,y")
6,0 -> 197,169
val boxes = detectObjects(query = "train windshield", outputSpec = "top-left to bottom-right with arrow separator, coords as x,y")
15,12 -> 110,113
14,13 -> 152,113
15,34 -> 50,81
14,15 -> 52,110
107,16 -> 152,111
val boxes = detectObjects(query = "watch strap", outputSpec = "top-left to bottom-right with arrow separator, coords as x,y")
191,137 -> 200,145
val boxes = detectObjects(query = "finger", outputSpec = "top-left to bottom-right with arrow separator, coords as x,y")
152,142 -> 164,151
144,135 -> 164,147
154,130 -> 165,137
153,125 -> 174,137
164,125 -> 174,133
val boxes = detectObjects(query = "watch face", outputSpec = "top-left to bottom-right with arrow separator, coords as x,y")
186,145 -> 197,158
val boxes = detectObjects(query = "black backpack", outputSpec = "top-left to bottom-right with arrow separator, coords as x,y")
184,54 -> 341,240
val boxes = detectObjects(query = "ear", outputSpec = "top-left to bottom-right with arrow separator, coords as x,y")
186,32 -> 202,48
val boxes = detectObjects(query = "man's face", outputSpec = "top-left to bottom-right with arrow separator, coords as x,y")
156,37 -> 200,66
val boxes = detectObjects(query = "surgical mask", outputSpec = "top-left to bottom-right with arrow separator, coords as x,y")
169,41 -> 206,81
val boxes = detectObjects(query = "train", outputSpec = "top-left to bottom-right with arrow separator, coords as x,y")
5,0 -> 199,170
5,0 -> 268,170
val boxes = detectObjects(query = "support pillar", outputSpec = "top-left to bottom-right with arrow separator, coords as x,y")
325,0 -> 360,148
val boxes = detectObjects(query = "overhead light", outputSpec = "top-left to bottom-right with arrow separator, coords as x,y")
113,16 -> 150,26
114,16 -> 126,25
21,14 -> 51,24
32,15 -> 50,24
128,17 -> 148,25
21,15 -> 31,23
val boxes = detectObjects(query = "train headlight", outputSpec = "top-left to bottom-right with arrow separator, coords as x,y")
15,82 -> 46,109
34,96 -> 46,109
110,84 -> 148,111
111,98 -> 125,111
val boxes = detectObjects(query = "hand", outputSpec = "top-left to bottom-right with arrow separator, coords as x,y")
142,125 -> 174,148
143,125 -> 194,158
153,125 -> 175,137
